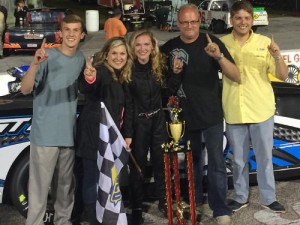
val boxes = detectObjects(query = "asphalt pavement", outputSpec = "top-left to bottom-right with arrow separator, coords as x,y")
2,17 -> 300,225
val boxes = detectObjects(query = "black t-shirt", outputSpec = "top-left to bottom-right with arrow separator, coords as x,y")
161,33 -> 234,130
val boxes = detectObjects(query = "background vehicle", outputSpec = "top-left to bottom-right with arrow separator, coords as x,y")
98,0 -> 154,31
198,0 -> 269,34
3,8 -> 72,57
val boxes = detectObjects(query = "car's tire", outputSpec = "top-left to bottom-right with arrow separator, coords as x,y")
9,152 -> 30,218
124,22 -> 132,32
9,152 -> 55,224
286,64 -> 299,84
3,48 -> 12,57
9,152 -> 83,225
212,20 -> 225,34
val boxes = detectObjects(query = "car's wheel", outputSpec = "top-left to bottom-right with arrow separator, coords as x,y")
3,48 -> 12,57
9,152 -> 30,218
212,20 -> 225,34
9,152 -> 83,225
285,64 -> 299,84
124,22 -> 132,32
9,152 -> 55,224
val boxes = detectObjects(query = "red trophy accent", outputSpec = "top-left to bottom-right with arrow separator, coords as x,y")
186,141 -> 196,224
162,143 -> 173,225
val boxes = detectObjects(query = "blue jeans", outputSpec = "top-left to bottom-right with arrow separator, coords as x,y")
226,116 -> 276,205
185,122 -> 231,217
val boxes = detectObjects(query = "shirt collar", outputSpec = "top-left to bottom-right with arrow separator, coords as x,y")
231,29 -> 254,45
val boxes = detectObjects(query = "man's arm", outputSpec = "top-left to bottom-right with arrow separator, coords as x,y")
268,36 -> 288,81
21,38 -> 48,95
20,62 -> 39,95
274,56 -> 288,81
205,34 -> 240,83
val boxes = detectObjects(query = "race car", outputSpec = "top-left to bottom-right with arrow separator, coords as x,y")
1,64 -> 300,224
3,8 -> 72,57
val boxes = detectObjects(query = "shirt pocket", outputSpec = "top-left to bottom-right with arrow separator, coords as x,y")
251,49 -> 268,73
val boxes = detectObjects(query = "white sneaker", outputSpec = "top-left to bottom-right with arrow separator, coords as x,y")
215,215 -> 232,225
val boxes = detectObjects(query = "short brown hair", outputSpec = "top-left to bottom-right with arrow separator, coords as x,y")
230,0 -> 253,18
61,14 -> 84,32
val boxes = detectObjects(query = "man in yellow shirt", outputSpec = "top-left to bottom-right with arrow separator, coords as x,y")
221,0 -> 288,213
104,8 -> 127,40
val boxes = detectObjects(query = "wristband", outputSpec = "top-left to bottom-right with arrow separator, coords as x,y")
216,53 -> 224,61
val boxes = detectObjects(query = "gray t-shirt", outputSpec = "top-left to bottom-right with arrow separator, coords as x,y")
30,48 -> 85,147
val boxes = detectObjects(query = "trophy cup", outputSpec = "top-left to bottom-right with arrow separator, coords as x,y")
162,96 -> 196,225
166,107 -> 185,152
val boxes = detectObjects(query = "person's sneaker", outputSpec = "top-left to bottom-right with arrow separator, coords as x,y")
262,201 -> 286,213
228,200 -> 249,212
132,209 -> 144,225
215,215 -> 232,225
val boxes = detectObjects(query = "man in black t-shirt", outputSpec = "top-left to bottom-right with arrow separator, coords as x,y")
161,3 -> 240,225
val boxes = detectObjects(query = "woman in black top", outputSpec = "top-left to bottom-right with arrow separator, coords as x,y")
76,37 -> 133,225
123,30 -> 168,225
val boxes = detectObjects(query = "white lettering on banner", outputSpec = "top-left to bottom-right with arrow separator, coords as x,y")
254,202 -> 300,224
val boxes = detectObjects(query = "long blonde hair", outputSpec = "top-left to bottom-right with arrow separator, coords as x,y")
92,37 -> 133,83
129,30 -> 166,85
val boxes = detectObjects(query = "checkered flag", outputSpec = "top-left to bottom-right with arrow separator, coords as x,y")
96,102 -> 129,225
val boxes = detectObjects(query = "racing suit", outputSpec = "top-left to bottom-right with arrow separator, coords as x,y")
123,60 -> 167,211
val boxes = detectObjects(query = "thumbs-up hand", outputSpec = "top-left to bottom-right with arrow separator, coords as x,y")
84,56 -> 96,81
268,35 -> 281,59
204,33 -> 222,60
34,38 -> 48,65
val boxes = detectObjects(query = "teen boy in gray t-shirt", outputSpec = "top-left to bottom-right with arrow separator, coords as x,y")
21,14 -> 86,225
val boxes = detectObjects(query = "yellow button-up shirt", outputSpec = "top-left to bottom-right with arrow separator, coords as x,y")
221,32 -> 276,124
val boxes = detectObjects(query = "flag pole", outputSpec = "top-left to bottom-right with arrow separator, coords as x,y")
129,152 -> 143,178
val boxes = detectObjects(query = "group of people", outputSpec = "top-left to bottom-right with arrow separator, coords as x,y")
20,1 -> 288,225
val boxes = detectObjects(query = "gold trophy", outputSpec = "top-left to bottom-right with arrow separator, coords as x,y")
166,107 -> 185,151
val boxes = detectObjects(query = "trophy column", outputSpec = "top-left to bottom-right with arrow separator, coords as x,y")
162,143 -> 174,225
162,98 -> 196,225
